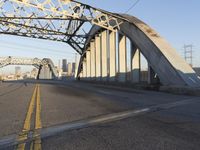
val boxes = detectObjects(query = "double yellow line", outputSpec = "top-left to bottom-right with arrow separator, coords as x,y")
17,84 -> 42,150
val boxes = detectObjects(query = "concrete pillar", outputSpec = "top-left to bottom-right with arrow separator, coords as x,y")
90,41 -> 96,80
49,70 -> 51,79
44,67 -> 48,79
109,31 -> 116,81
118,34 -> 127,82
131,43 -> 140,83
101,30 -> 108,81
82,60 -> 87,80
148,65 -> 159,84
95,35 -> 101,81
39,66 -> 47,79
86,49 -> 91,80
75,54 -> 80,79
79,72 -> 83,79
38,67 -> 43,79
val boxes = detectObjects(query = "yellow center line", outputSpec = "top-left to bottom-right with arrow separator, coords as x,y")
35,84 -> 42,130
16,84 -> 43,150
17,84 -> 38,150
33,84 -> 42,150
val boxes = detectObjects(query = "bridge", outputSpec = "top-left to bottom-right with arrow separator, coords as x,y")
1,0 -> 200,87
0,1 -> 200,150
0,56 -> 58,79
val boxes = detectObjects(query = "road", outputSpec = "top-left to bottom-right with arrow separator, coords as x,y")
0,80 -> 200,150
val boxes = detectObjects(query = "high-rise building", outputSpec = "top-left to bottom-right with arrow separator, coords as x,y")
62,59 -> 67,72
58,60 -> 61,69
72,62 -> 76,75
67,62 -> 72,76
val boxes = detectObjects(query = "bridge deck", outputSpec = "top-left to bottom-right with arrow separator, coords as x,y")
0,81 -> 199,150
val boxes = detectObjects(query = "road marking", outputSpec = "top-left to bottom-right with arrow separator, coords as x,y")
0,97 -> 199,149
17,85 -> 37,150
34,84 -> 42,150
16,84 -> 42,150
97,90 -> 111,95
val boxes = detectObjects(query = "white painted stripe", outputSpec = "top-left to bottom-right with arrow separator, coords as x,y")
0,97 -> 199,149
97,90 -> 111,95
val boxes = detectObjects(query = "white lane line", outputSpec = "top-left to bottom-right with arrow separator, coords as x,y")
97,90 -> 112,95
0,97 -> 199,149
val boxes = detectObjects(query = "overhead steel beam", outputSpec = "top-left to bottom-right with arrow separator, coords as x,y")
0,0 -> 126,54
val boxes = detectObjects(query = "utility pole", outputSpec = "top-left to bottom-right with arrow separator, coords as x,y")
184,44 -> 193,67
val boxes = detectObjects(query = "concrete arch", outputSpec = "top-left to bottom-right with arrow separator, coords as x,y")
41,58 -> 58,79
79,14 -> 200,87
1,1 -> 199,87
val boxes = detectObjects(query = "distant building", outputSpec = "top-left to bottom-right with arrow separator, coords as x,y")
58,60 -> 61,69
30,68 -> 38,79
15,66 -> 21,76
67,63 -> 72,76
62,59 -> 67,72
23,71 -> 31,79
6,74 -> 15,80
72,62 -> 76,74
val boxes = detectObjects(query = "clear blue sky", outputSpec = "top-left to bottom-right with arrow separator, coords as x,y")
0,0 -> 200,74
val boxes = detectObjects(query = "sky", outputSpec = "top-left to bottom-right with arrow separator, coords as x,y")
0,0 -> 200,74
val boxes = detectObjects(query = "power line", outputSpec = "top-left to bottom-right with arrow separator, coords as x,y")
0,43 -> 75,55
0,44 -> 75,58
124,0 -> 141,13
0,40 -> 75,55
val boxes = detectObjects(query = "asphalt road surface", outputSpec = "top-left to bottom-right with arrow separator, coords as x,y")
0,80 -> 200,150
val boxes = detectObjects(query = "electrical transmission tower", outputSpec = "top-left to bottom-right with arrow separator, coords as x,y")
184,44 -> 193,67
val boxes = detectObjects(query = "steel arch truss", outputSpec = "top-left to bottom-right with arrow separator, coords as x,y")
0,56 -> 58,77
0,56 -> 45,68
0,0 -> 125,54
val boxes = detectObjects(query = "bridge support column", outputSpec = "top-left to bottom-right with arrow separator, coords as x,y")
101,30 -> 108,81
95,35 -> 101,81
90,41 -> 96,80
82,59 -> 87,80
75,54 -> 80,79
148,65 -> 159,84
109,31 -> 116,82
86,49 -> 91,80
39,66 -> 44,79
49,70 -> 52,79
118,34 -> 127,82
39,65 -> 52,79
131,43 -> 140,83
